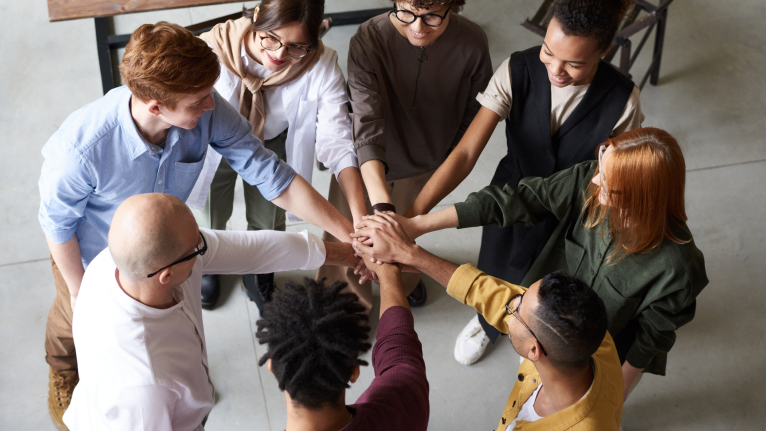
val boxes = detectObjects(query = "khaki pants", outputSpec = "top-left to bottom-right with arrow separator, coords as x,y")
45,256 -> 77,372
316,170 -> 434,314
193,131 -> 288,232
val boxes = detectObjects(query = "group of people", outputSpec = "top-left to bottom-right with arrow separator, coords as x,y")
36,0 -> 708,429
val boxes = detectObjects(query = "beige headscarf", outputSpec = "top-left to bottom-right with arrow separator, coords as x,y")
200,16 -> 324,141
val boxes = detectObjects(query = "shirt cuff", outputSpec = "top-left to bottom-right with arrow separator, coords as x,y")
258,160 -> 296,201
624,340 -> 657,370
301,231 -> 327,270
356,144 -> 389,174
39,218 -> 77,244
454,201 -> 484,229
446,264 -> 485,304
330,154 -> 359,179
476,92 -> 510,119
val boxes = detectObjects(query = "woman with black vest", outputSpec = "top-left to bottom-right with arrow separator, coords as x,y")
400,0 -> 643,365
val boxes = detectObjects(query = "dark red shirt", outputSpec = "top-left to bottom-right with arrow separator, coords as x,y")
345,306 -> 430,430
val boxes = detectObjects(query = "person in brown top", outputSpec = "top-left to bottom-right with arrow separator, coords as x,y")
317,0 -> 492,312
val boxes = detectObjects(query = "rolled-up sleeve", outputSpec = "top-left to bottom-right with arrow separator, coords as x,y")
454,161 -> 595,229
208,91 -> 296,201
38,134 -> 93,244
447,264 -> 526,333
314,51 -> 359,178
347,32 -> 388,171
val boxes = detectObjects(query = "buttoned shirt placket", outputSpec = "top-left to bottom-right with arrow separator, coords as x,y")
148,130 -> 180,194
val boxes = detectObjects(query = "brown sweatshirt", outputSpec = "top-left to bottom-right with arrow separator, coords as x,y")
347,12 -> 492,181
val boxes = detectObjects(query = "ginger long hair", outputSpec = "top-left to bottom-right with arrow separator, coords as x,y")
583,127 -> 689,262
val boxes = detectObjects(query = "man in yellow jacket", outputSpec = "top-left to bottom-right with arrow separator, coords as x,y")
353,212 -> 624,430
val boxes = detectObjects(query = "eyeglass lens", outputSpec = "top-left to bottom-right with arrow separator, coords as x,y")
394,9 -> 445,27
260,35 -> 308,59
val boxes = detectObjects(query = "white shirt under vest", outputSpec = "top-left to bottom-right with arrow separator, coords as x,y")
64,228 -> 326,431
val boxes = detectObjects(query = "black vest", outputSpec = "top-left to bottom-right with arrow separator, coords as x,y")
478,46 -> 634,280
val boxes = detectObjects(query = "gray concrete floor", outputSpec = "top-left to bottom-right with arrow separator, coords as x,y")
1,0 -> 765,429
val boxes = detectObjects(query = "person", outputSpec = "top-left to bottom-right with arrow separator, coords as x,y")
255,259 -> 429,430
403,0 -> 643,365
62,193 -> 359,430
356,128 -> 708,401
352,214 -> 623,429
190,0 -> 367,312
326,0 -> 492,312
37,21 -> 355,430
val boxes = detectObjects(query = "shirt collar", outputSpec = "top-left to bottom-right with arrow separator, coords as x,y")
108,258 -> 185,319
119,88 -> 179,160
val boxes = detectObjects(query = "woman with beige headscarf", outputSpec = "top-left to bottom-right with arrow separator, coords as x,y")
189,0 -> 366,313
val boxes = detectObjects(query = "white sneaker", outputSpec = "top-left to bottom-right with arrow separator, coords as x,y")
454,315 -> 491,365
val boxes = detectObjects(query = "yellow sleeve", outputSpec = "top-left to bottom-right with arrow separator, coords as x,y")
446,264 -> 527,333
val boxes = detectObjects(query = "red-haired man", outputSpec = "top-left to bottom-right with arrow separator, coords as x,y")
38,22 -> 355,430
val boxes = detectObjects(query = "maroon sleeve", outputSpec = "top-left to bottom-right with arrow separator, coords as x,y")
354,306 -> 429,431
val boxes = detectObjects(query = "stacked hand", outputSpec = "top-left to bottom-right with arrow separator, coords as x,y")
350,212 -> 421,283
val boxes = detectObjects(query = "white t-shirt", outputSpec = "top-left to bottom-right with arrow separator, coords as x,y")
506,384 -> 544,430
214,43 -> 289,141
64,228 -> 326,431
476,57 -> 644,137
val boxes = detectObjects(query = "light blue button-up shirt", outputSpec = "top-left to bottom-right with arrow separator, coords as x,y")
38,86 -> 295,267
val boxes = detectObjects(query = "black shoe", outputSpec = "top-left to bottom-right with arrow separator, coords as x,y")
201,274 -> 221,310
407,281 -> 428,307
242,273 -> 276,317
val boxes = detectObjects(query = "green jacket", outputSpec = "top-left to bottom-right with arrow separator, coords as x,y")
454,161 -> 708,375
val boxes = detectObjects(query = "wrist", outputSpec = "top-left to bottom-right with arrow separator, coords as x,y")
376,263 -> 402,282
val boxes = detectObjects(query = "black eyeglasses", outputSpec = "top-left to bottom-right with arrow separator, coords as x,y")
147,232 -> 207,278
258,33 -> 311,59
506,293 -> 548,356
391,4 -> 451,27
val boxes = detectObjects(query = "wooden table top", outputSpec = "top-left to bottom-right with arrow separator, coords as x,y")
47,0 -> 242,22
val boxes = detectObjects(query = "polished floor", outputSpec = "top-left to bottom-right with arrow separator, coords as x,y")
1,0 -> 765,430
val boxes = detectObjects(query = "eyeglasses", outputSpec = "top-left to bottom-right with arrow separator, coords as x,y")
391,4 -> 451,27
258,33 -> 311,59
147,232 -> 207,278
506,293 -> 548,356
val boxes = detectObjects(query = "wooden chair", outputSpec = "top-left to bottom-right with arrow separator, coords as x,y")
521,0 -> 674,90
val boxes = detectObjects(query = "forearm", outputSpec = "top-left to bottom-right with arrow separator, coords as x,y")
377,265 -> 409,317
46,235 -> 85,297
360,160 -> 391,206
622,361 -> 644,401
322,241 -> 358,268
399,245 -> 459,288
406,107 -> 499,217
409,207 -> 459,239
272,175 -> 354,243
336,166 -> 368,223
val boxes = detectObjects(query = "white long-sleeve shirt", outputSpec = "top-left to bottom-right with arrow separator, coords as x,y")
64,228 -> 326,431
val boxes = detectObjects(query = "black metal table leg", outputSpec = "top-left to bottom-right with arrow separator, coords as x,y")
650,6 -> 668,86
95,17 -> 115,95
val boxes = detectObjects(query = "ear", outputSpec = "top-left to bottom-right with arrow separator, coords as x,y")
268,358 -> 274,374
527,340 -> 544,363
146,100 -> 162,117
349,364 -> 360,384
252,6 -> 259,23
157,267 -> 174,285
600,43 -> 613,59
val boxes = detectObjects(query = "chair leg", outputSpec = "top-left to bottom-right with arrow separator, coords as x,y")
650,7 -> 668,86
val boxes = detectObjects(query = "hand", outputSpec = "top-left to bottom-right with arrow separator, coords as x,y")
358,251 -> 400,281
354,212 -> 424,245
351,213 -> 418,265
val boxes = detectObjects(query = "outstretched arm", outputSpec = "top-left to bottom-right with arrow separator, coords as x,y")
404,107 -> 500,217
271,174 -> 354,243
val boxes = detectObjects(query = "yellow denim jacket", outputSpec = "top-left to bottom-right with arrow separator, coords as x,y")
447,264 -> 624,431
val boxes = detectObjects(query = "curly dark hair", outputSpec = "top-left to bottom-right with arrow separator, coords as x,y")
388,0 -> 465,13
551,0 -> 634,52
532,271 -> 608,371
256,278 -> 372,409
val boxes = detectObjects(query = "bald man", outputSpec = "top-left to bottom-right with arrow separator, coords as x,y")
63,193 -> 359,431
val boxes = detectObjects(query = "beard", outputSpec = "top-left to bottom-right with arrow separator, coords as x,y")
509,331 -> 528,360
